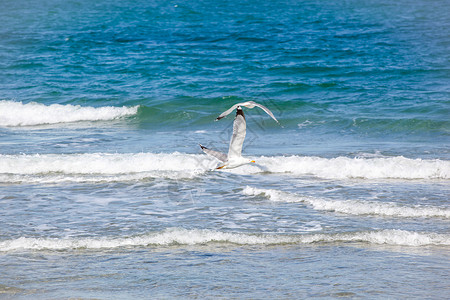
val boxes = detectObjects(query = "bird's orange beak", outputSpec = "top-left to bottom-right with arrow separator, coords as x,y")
251,160 -> 255,163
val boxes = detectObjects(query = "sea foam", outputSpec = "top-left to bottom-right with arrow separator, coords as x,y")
0,153 -> 214,182
0,153 -> 448,183
0,100 -> 138,126
0,228 -> 448,252
243,186 -> 450,218
245,155 -> 450,180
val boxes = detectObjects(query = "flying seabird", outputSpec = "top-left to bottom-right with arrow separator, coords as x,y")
200,102 -> 278,169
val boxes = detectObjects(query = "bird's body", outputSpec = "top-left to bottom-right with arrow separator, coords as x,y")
200,101 -> 278,170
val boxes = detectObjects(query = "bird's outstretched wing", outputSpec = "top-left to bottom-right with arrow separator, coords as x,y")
246,101 -> 279,123
216,101 -> 279,123
199,144 -> 227,162
216,103 -> 241,121
227,108 -> 246,159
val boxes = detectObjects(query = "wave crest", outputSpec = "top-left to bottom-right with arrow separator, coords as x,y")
0,153 -> 448,183
0,100 -> 138,126
0,153 -> 214,182
0,228 -> 448,252
243,186 -> 450,218
249,156 -> 449,179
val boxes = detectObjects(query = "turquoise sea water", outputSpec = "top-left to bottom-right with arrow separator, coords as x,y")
1,0 -> 449,298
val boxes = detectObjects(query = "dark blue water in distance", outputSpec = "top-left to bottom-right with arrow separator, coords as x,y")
0,0 -> 449,298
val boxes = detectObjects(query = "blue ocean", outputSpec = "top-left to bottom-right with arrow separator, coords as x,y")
1,0 -> 449,298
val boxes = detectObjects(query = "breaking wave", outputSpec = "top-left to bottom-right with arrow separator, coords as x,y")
0,100 -> 138,126
0,153 -> 448,183
0,228 -> 448,252
245,155 -> 449,180
0,152 -> 214,182
243,186 -> 450,218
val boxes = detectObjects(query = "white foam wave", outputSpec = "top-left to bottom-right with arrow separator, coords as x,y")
0,153 -> 215,182
1,153 -> 448,183
0,228 -> 448,252
238,155 -> 450,179
243,186 -> 450,218
0,100 -> 138,126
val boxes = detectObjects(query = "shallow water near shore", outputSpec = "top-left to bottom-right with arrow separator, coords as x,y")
1,0 -> 449,298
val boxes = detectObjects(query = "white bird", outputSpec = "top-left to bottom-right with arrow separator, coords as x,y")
200,102 -> 278,169
200,106 -> 255,169
216,101 -> 279,123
